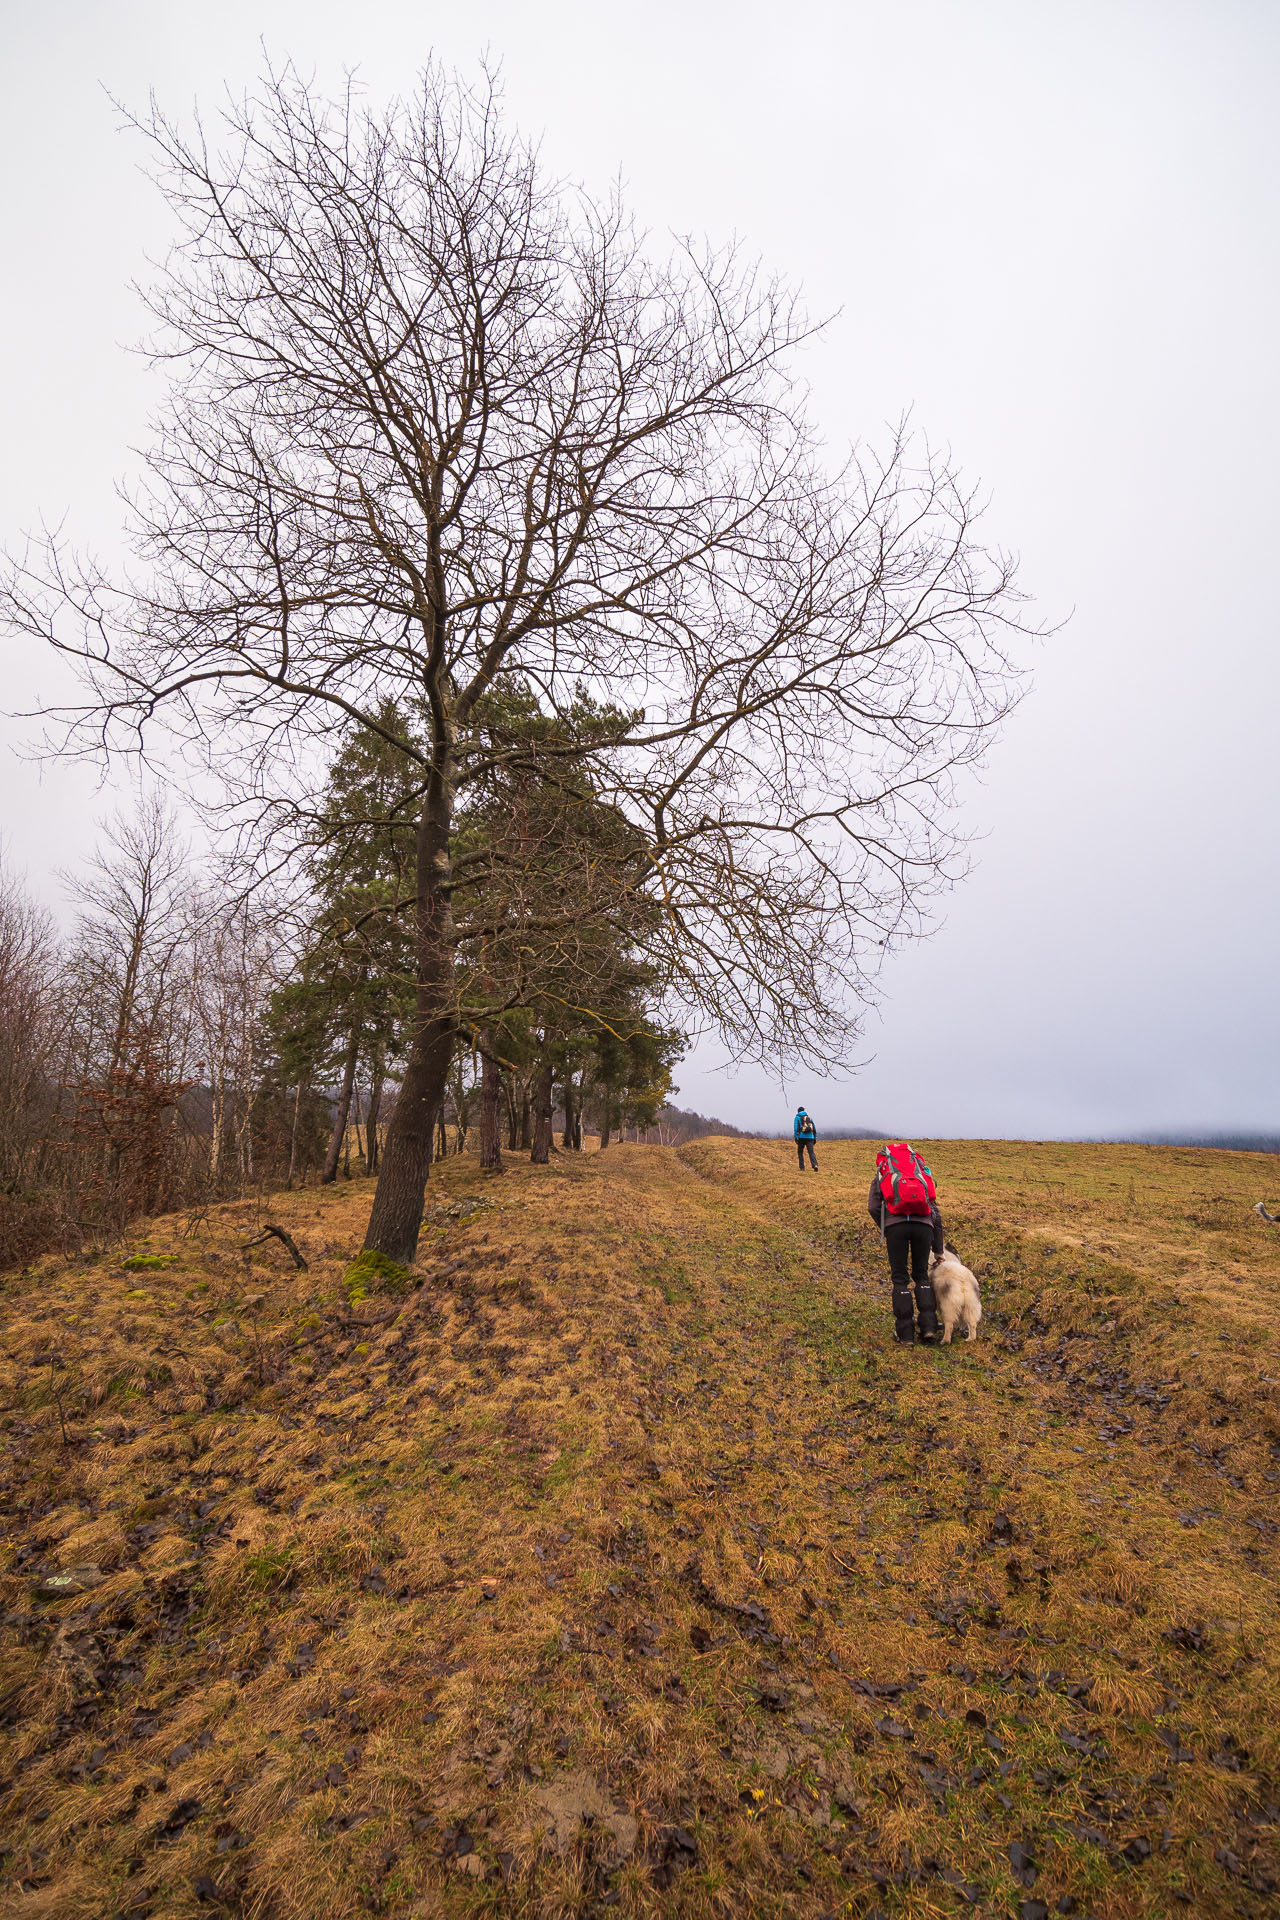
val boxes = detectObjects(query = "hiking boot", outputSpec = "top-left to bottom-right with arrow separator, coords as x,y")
915,1280 -> 941,1343
894,1322 -> 917,1344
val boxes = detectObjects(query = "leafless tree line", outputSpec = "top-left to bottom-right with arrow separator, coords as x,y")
0,802 -> 317,1266
0,783 -> 677,1267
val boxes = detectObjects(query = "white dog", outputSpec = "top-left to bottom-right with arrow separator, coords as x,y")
928,1245 -> 982,1343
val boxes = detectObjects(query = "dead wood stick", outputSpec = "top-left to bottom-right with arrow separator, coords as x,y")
290,1306 -> 401,1349
241,1223 -> 309,1269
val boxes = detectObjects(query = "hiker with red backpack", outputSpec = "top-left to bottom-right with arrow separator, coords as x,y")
868,1142 -> 944,1344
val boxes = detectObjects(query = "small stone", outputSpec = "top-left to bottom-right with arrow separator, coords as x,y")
31,1565 -> 105,1601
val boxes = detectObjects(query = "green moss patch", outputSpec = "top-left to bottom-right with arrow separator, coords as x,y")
343,1247 -> 414,1307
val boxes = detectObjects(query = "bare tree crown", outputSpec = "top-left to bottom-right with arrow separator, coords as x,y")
4,61 -> 1027,1080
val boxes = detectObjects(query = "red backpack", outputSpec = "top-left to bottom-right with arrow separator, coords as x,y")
876,1142 -> 936,1217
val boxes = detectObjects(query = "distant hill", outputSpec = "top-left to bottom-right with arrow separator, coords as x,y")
768,1123 -> 886,1140
627,1103 -> 759,1144
1111,1131 -> 1280,1155
640,1107 -> 888,1145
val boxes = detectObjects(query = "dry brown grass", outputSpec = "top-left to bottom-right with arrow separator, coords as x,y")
1,1137 -> 1278,1918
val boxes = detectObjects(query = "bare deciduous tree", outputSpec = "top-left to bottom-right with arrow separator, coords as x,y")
63,796 -> 193,1092
188,891 -> 279,1187
1,64 -> 1028,1260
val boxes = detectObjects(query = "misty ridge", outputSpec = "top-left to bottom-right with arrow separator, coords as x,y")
1102,1131 -> 1280,1157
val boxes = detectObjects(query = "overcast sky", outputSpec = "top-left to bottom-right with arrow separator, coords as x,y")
2,0 -> 1276,1138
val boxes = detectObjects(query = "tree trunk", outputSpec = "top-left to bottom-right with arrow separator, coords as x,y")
519,1087 -> 531,1150
530,1060 -> 554,1164
363,762 -> 456,1261
287,1080 -> 303,1186
209,1082 -> 225,1185
505,1078 -> 519,1151
453,1084 -> 469,1153
479,1048 -> 502,1170
561,1073 -> 576,1151
241,1089 -> 257,1182
321,1034 -> 359,1186
600,1107 -> 612,1151
366,1062 -> 384,1176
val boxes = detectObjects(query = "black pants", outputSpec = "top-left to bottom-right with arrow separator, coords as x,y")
884,1217 -> 940,1342
797,1139 -> 817,1169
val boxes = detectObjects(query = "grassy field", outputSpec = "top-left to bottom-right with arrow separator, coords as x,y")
2,1136 -> 1279,1919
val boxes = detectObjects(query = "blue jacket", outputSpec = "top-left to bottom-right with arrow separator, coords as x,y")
794,1111 -> 817,1141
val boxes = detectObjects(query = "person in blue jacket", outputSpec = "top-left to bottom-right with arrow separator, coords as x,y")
794,1107 -> 818,1170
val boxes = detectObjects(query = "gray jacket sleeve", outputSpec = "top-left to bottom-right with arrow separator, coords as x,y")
931,1203 -> 944,1257
867,1176 -> 883,1227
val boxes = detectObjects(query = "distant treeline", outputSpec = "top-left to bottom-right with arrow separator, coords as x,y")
625,1105 -> 758,1146
1108,1132 -> 1280,1155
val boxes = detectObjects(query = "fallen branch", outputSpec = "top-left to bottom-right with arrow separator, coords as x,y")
290,1305 -> 402,1349
241,1223 -> 309,1269
48,1355 -> 69,1448
1255,1202 -> 1278,1225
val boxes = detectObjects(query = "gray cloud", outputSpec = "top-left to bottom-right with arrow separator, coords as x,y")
2,0 -> 1276,1136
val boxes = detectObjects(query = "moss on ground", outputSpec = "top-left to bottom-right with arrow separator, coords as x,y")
343,1246 -> 415,1307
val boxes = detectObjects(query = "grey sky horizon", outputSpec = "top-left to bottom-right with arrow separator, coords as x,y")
2,0 -> 1276,1140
